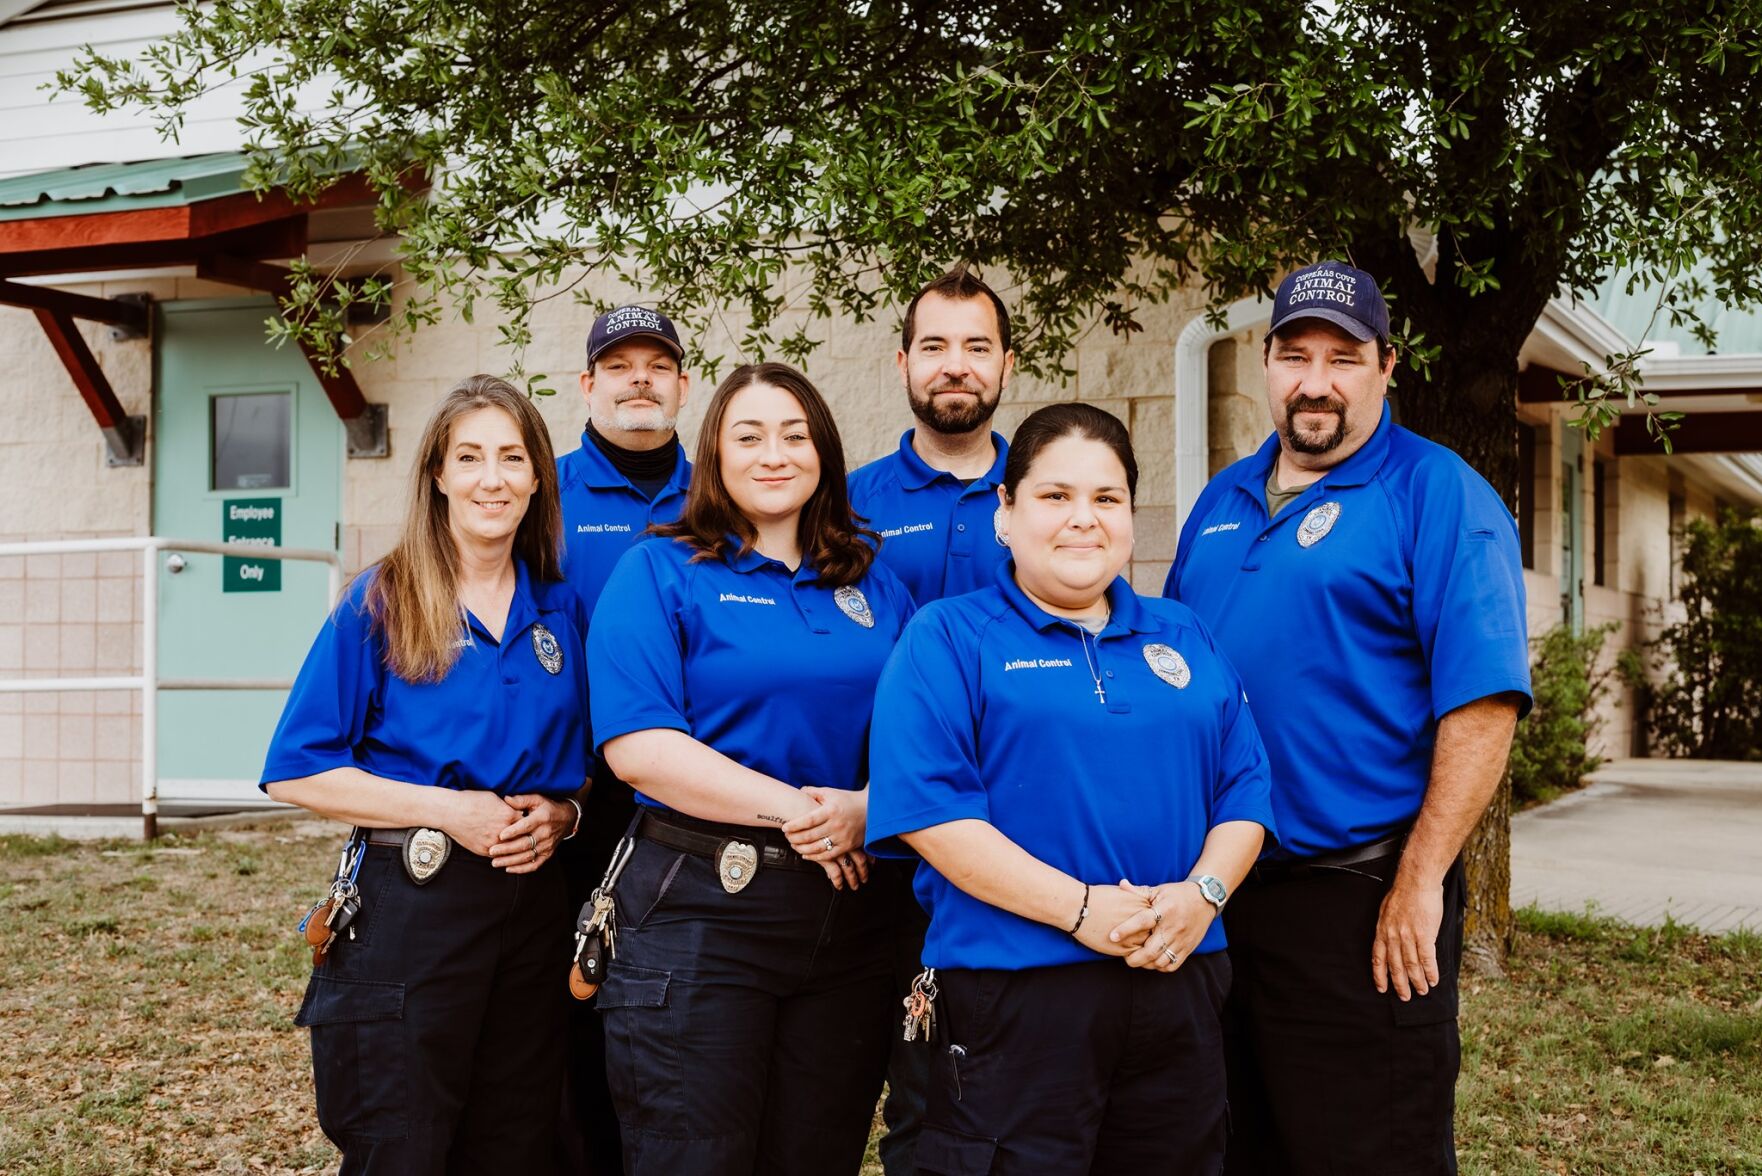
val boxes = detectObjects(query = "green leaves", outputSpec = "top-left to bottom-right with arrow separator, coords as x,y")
52,0 -> 1762,433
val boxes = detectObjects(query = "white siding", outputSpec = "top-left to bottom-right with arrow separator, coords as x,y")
0,1 -> 250,178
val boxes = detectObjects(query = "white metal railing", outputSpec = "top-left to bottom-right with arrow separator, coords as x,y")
0,536 -> 342,838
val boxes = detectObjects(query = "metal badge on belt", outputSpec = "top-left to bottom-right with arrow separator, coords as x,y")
717,838 -> 759,893
402,827 -> 450,884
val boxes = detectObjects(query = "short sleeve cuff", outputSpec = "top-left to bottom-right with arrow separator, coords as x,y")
866,799 -> 992,858
1211,805 -> 1279,851
1433,678 -> 1534,723
259,750 -> 357,793
590,713 -> 692,755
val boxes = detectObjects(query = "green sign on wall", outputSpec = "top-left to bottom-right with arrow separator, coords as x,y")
222,497 -> 281,592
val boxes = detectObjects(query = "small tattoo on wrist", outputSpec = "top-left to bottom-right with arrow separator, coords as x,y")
758,814 -> 786,825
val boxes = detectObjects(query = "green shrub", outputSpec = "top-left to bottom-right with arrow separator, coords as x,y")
1509,621 -> 1618,807
1632,509 -> 1762,760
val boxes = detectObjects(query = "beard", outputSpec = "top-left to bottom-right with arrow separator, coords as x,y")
907,379 -> 999,435
1281,394 -> 1349,455
605,390 -> 676,434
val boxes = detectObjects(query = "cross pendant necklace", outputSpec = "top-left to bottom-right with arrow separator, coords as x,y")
1078,628 -> 1107,705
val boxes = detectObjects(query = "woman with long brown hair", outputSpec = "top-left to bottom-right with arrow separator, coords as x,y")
262,375 -> 589,1174
588,362 -> 917,1175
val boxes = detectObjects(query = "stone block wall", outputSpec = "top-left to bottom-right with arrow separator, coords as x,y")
338,268 -> 1211,595
0,297 -> 156,807
2,262 -> 1747,810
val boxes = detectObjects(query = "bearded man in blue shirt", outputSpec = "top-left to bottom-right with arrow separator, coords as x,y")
849,265 -> 1016,1176
1165,260 -> 1532,1176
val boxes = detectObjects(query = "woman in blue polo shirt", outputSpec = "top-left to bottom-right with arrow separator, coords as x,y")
261,375 -> 589,1174
588,362 -> 914,1176
867,403 -> 1277,1175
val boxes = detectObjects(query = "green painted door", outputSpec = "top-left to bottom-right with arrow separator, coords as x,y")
153,299 -> 342,805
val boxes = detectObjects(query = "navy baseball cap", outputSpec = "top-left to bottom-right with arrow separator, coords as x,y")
1269,260 -> 1390,344
585,305 -> 684,366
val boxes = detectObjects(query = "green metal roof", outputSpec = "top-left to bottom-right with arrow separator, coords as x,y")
0,153 -> 253,222
1590,266 -> 1762,357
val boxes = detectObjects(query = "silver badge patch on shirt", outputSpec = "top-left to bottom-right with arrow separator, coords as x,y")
717,839 -> 759,894
531,623 -> 564,674
834,585 -> 875,628
1142,643 -> 1192,689
1297,501 -> 1342,548
402,827 -> 451,885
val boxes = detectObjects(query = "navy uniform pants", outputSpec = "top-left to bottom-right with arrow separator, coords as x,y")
1221,851 -> 1466,1176
597,831 -> 896,1176
917,955 -> 1232,1175
293,841 -> 568,1176
878,858 -> 933,1176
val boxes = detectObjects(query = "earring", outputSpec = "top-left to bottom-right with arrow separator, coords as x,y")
994,507 -> 1009,548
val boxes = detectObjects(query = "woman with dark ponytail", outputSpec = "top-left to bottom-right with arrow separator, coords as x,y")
868,402 -> 1277,1175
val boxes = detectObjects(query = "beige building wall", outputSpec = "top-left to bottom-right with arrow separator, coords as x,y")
3,265 -> 1753,809
0,296 -> 157,810
0,269 -> 1209,807
332,270 -> 1209,595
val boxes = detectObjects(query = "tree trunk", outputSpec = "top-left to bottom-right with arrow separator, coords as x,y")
1459,772 -> 1514,976
1390,352 -> 1521,977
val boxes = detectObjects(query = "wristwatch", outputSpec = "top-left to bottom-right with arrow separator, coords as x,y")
1191,874 -> 1229,912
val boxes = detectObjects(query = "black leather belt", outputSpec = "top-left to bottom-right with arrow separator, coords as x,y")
364,826 -> 429,848
1253,830 -> 1408,880
636,809 -> 815,872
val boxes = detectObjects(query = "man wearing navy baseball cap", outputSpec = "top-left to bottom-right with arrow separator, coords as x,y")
1164,259 -> 1531,1174
555,303 -> 693,1175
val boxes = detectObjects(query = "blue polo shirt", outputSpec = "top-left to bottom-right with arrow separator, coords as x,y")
866,565 -> 1276,971
848,430 -> 1011,603
589,537 -> 917,802
261,560 -> 591,796
1165,404 -> 1531,858
557,429 -> 691,615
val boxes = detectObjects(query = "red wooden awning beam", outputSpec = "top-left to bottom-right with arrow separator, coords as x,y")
33,307 -> 142,464
0,279 -> 149,332
194,254 -> 370,421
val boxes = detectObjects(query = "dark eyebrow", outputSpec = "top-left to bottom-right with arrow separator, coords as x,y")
731,418 -> 808,428
1032,480 -> 1126,493
917,333 -> 997,346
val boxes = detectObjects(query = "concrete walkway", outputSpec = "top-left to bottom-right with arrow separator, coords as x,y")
1512,758 -> 1762,934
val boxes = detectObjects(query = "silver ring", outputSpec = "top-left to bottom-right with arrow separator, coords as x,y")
527,833 -> 538,854
530,847 -> 539,863
1162,947 -> 1179,966
823,836 -> 836,852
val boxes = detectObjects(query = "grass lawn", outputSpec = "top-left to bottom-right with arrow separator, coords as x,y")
0,824 -> 1758,1174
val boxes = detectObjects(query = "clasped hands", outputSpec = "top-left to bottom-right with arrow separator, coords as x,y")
1076,879 -> 1217,973
444,790 -> 577,873
783,786 -> 871,892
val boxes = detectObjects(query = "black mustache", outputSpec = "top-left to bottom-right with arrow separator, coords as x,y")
1288,395 -> 1346,416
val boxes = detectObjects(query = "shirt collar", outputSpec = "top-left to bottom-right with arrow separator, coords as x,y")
993,559 -> 1157,636
467,558 -> 545,643
562,427 -> 692,493
893,429 -> 1009,491
722,537 -> 818,584
1319,401 -> 1395,488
